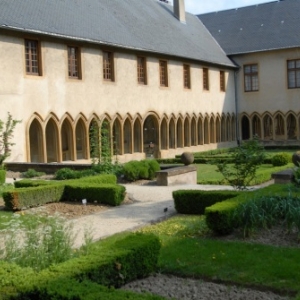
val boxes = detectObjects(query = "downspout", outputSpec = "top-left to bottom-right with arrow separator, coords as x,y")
234,69 -> 240,145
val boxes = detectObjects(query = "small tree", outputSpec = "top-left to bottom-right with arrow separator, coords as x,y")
216,137 -> 265,190
0,112 -> 21,168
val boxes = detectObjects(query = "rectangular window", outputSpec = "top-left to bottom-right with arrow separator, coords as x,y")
220,71 -> 225,92
159,60 -> 168,87
68,46 -> 81,79
183,64 -> 191,89
137,56 -> 147,85
103,51 -> 114,81
244,64 -> 259,92
287,59 -> 300,89
203,68 -> 209,90
25,39 -> 41,75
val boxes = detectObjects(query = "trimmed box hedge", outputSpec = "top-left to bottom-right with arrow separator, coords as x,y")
205,184 -> 297,235
173,190 -> 239,215
0,233 -> 161,300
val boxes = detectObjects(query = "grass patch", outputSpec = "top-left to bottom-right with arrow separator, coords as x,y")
139,215 -> 300,296
196,163 -> 293,185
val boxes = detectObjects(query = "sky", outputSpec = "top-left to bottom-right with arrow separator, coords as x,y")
168,0 -> 273,14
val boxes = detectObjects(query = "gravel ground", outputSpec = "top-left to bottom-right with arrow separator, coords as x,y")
122,274 -> 291,300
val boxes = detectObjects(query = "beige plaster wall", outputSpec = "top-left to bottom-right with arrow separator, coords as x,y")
233,48 -> 300,115
0,31 -> 236,163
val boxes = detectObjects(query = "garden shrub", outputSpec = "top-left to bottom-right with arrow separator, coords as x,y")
0,233 -> 161,300
14,179 -> 54,188
63,184 -> 126,206
271,153 -> 290,166
173,190 -> 238,215
0,169 -> 6,185
54,168 -> 81,180
21,169 -> 45,178
122,160 -> 160,181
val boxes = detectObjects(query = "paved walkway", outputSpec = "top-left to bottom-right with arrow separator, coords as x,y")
70,182 -> 273,248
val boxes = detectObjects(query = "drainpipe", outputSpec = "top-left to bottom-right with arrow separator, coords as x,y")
234,70 -> 239,145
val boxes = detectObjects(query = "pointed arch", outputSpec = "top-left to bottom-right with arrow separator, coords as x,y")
177,118 -> 183,148
133,118 -> 142,153
252,114 -> 262,139
191,117 -> 197,146
143,114 -> 159,157
241,114 -> 250,140
263,113 -> 273,140
204,115 -> 209,144
29,118 -> 44,163
274,112 -> 285,140
123,118 -> 132,154
216,115 -> 221,143
45,118 -> 59,163
197,116 -> 203,145
75,118 -> 88,159
61,117 -> 74,161
210,115 -> 215,143
161,118 -> 168,150
184,118 -> 190,147
169,118 -> 176,149
221,114 -> 226,142
287,112 -> 297,140
113,118 -> 122,155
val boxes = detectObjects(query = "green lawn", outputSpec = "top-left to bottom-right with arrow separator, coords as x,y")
140,214 -> 300,298
196,163 -> 294,185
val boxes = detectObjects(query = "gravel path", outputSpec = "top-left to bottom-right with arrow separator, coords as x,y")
122,274 -> 290,300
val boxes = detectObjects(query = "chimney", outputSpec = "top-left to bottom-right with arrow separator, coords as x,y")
173,0 -> 186,24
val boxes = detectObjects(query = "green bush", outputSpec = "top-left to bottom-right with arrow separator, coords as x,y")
63,184 -> 126,206
122,160 -> 160,181
14,179 -> 54,188
21,169 -> 45,178
173,190 -> 238,215
0,233 -> 161,299
271,153 -> 290,166
54,168 -> 81,180
0,169 -> 6,185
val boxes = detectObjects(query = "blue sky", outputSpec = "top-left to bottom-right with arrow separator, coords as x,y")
169,0 -> 273,14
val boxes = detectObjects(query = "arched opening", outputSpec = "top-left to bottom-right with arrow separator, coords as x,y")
263,115 -> 273,140
124,119 -> 132,154
210,117 -> 215,143
61,118 -> 74,161
46,119 -> 59,163
75,119 -> 87,159
133,119 -> 142,152
161,119 -> 168,150
184,118 -> 190,147
226,116 -> 231,141
113,119 -> 122,155
89,119 -> 100,159
29,119 -> 44,163
241,116 -> 250,140
198,118 -> 203,145
101,119 -> 112,160
252,115 -> 261,138
143,115 -> 159,157
191,118 -> 197,146
231,115 -> 236,141
287,114 -> 297,140
221,116 -> 226,142
216,117 -> 221,143
177,119 -> 183,148
204,117 -> 209,144
275,114 -> 285,140
169,119 -> 176,149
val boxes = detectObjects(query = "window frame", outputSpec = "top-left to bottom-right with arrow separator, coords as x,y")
183,64 -> 191,89
220,70 -> 226,92
244,64 -> 259,92
24,39 -> 42,76
67,46 -> 82,79
203,67 -> 209,91
103,51 -> 115,81
137,56 -> 147,85
287,59 -> 300,89
159,60 -> 168,87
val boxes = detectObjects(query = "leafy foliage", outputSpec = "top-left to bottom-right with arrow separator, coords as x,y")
21,168 -> 45,178
271,152 -> 290,166
215,137 -> 266,190
0,112 -> 21,167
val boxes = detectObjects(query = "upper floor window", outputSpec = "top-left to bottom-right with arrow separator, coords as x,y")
68,46 -> 81,79
25,39 -> 42,76
137,56 -> 147,85
103,51 -> 114,81
287,59 -> 300,89
220,70 -> 225,92
159,60 -> 168,87
203,68 -> 209,90
244,64 -> 258,92
183,64 -> 191,89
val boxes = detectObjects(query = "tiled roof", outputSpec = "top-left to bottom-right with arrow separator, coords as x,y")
198,0 -> 300,55
0,0 -> 235,67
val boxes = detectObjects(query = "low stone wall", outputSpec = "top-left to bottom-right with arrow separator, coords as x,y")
271,169 -> 293,184
156,165 -> 197,186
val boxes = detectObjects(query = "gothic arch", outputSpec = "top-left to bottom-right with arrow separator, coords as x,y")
176,117 -> 184,148
184,117 -> 190,147
286,112 -> 297,140
191,117 -> 197,146
61,116 -> 74,161
241,114 -> 250,140
252,113 -> 262,139
274,112 -> 285,140
28,117 -> 44,163
262,113 -> 273,140
133,117 -> 142,153
161,117 -> 168,150
169,117 -> 176,149
45,117 -> 59,163
75,117 -> 88,159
